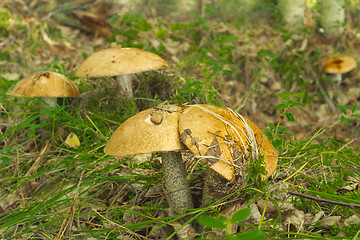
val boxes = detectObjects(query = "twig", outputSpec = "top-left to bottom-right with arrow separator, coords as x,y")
288,191 -> 360,209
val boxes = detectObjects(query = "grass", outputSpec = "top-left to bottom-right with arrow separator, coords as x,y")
1,1 -> 360,239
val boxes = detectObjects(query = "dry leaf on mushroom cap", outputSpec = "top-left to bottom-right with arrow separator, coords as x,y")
178,104 -> 278,182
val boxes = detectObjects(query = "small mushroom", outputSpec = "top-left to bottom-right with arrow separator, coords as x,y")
322,56 -> 357,86
9,71 -> 80,107
104,105 -> 193,211
75,47 -> 170,98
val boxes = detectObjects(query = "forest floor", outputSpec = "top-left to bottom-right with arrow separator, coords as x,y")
0,1 -> 359,239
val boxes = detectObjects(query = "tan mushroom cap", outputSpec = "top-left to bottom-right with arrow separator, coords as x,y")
322,56 -> 357,74
10,72 -> 80,97
104,105 -> 187,157
179,104 -> 278,182
75,47 -> 170,78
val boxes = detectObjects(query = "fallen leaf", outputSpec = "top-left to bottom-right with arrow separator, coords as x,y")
320,216 -> 341,227
344,215 -> 360,226
65,132 -> 80,149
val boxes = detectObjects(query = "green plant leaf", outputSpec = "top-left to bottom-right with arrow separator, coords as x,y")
277,92 -> 292,100
223,69 -> 233,77
263,128 -> 272,140
350,113 -> 360,119
228,64 -> 240,71
1,156 -> 10,165
272,139 -> 282,150
230,208 -> 251,223
351,104 -> 359,113
338,104 -> 350,114
276,102 -> 287,110
232,229 -> 265,240
293,92 -> 305,98
285,112 -> 295,122
289,101 -> 304,107
340,116 -> 352,125
198,215 -> 226,229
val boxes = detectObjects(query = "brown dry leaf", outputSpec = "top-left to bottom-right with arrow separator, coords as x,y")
243,203 -> 262,224
132,153 -> 152,164
1,72 -> 20,81
304,211 -> 325,225
337,176 -> 359,194
269,182 -> 290,200
320,216 -> 342,227
72,9 -> 112,38
282,209 -> 305,232
344,215 -> 360,226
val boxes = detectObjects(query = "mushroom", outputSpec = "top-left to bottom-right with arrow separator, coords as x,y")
179,104 -> 278,206
104,105 -> 193,211
179,104 -> 278,182
104,104 -> 278,209
75,47 -> 170,98
9,71 -> 80,107
322,56 -> 357,86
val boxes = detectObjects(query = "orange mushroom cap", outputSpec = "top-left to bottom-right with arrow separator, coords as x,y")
9,72 -> 80,98
75,47 -> 170,78
179,104 -> 278,181
322,56 -> 357,74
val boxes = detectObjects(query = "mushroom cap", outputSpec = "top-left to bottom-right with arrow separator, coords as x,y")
104,105 -> 187,157
9,72 -> 80,98
179,104 -> 278,181
75,47 -> 170,78
322,56 -> 357,74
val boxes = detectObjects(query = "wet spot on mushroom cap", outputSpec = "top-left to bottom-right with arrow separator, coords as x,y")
104,105 -> 187,156
40,78 -> 48,84
150,111 -> 164,125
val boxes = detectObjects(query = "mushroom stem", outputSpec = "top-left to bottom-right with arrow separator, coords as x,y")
201,168 -> 230,207
42,97 -> 57,108
116,74 -> 133,98
40,97 -> 57,122
330,73 -> 342,86
162,151 -> 194,211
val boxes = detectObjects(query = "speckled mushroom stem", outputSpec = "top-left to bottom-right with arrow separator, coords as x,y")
162,151 -> 194,211
116,74 -> 133,98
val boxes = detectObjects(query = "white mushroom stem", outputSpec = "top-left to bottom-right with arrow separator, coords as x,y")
116,74 -> 133,98
162,151 -> 194,211
40,97 -> 57,122
42,97 -> 57,108
330,73 -> 342,86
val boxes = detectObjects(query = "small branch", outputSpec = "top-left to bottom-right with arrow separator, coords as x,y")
288,191 -> 360,209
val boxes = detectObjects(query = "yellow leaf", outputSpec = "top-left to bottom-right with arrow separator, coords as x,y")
65,132 -> 80,149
